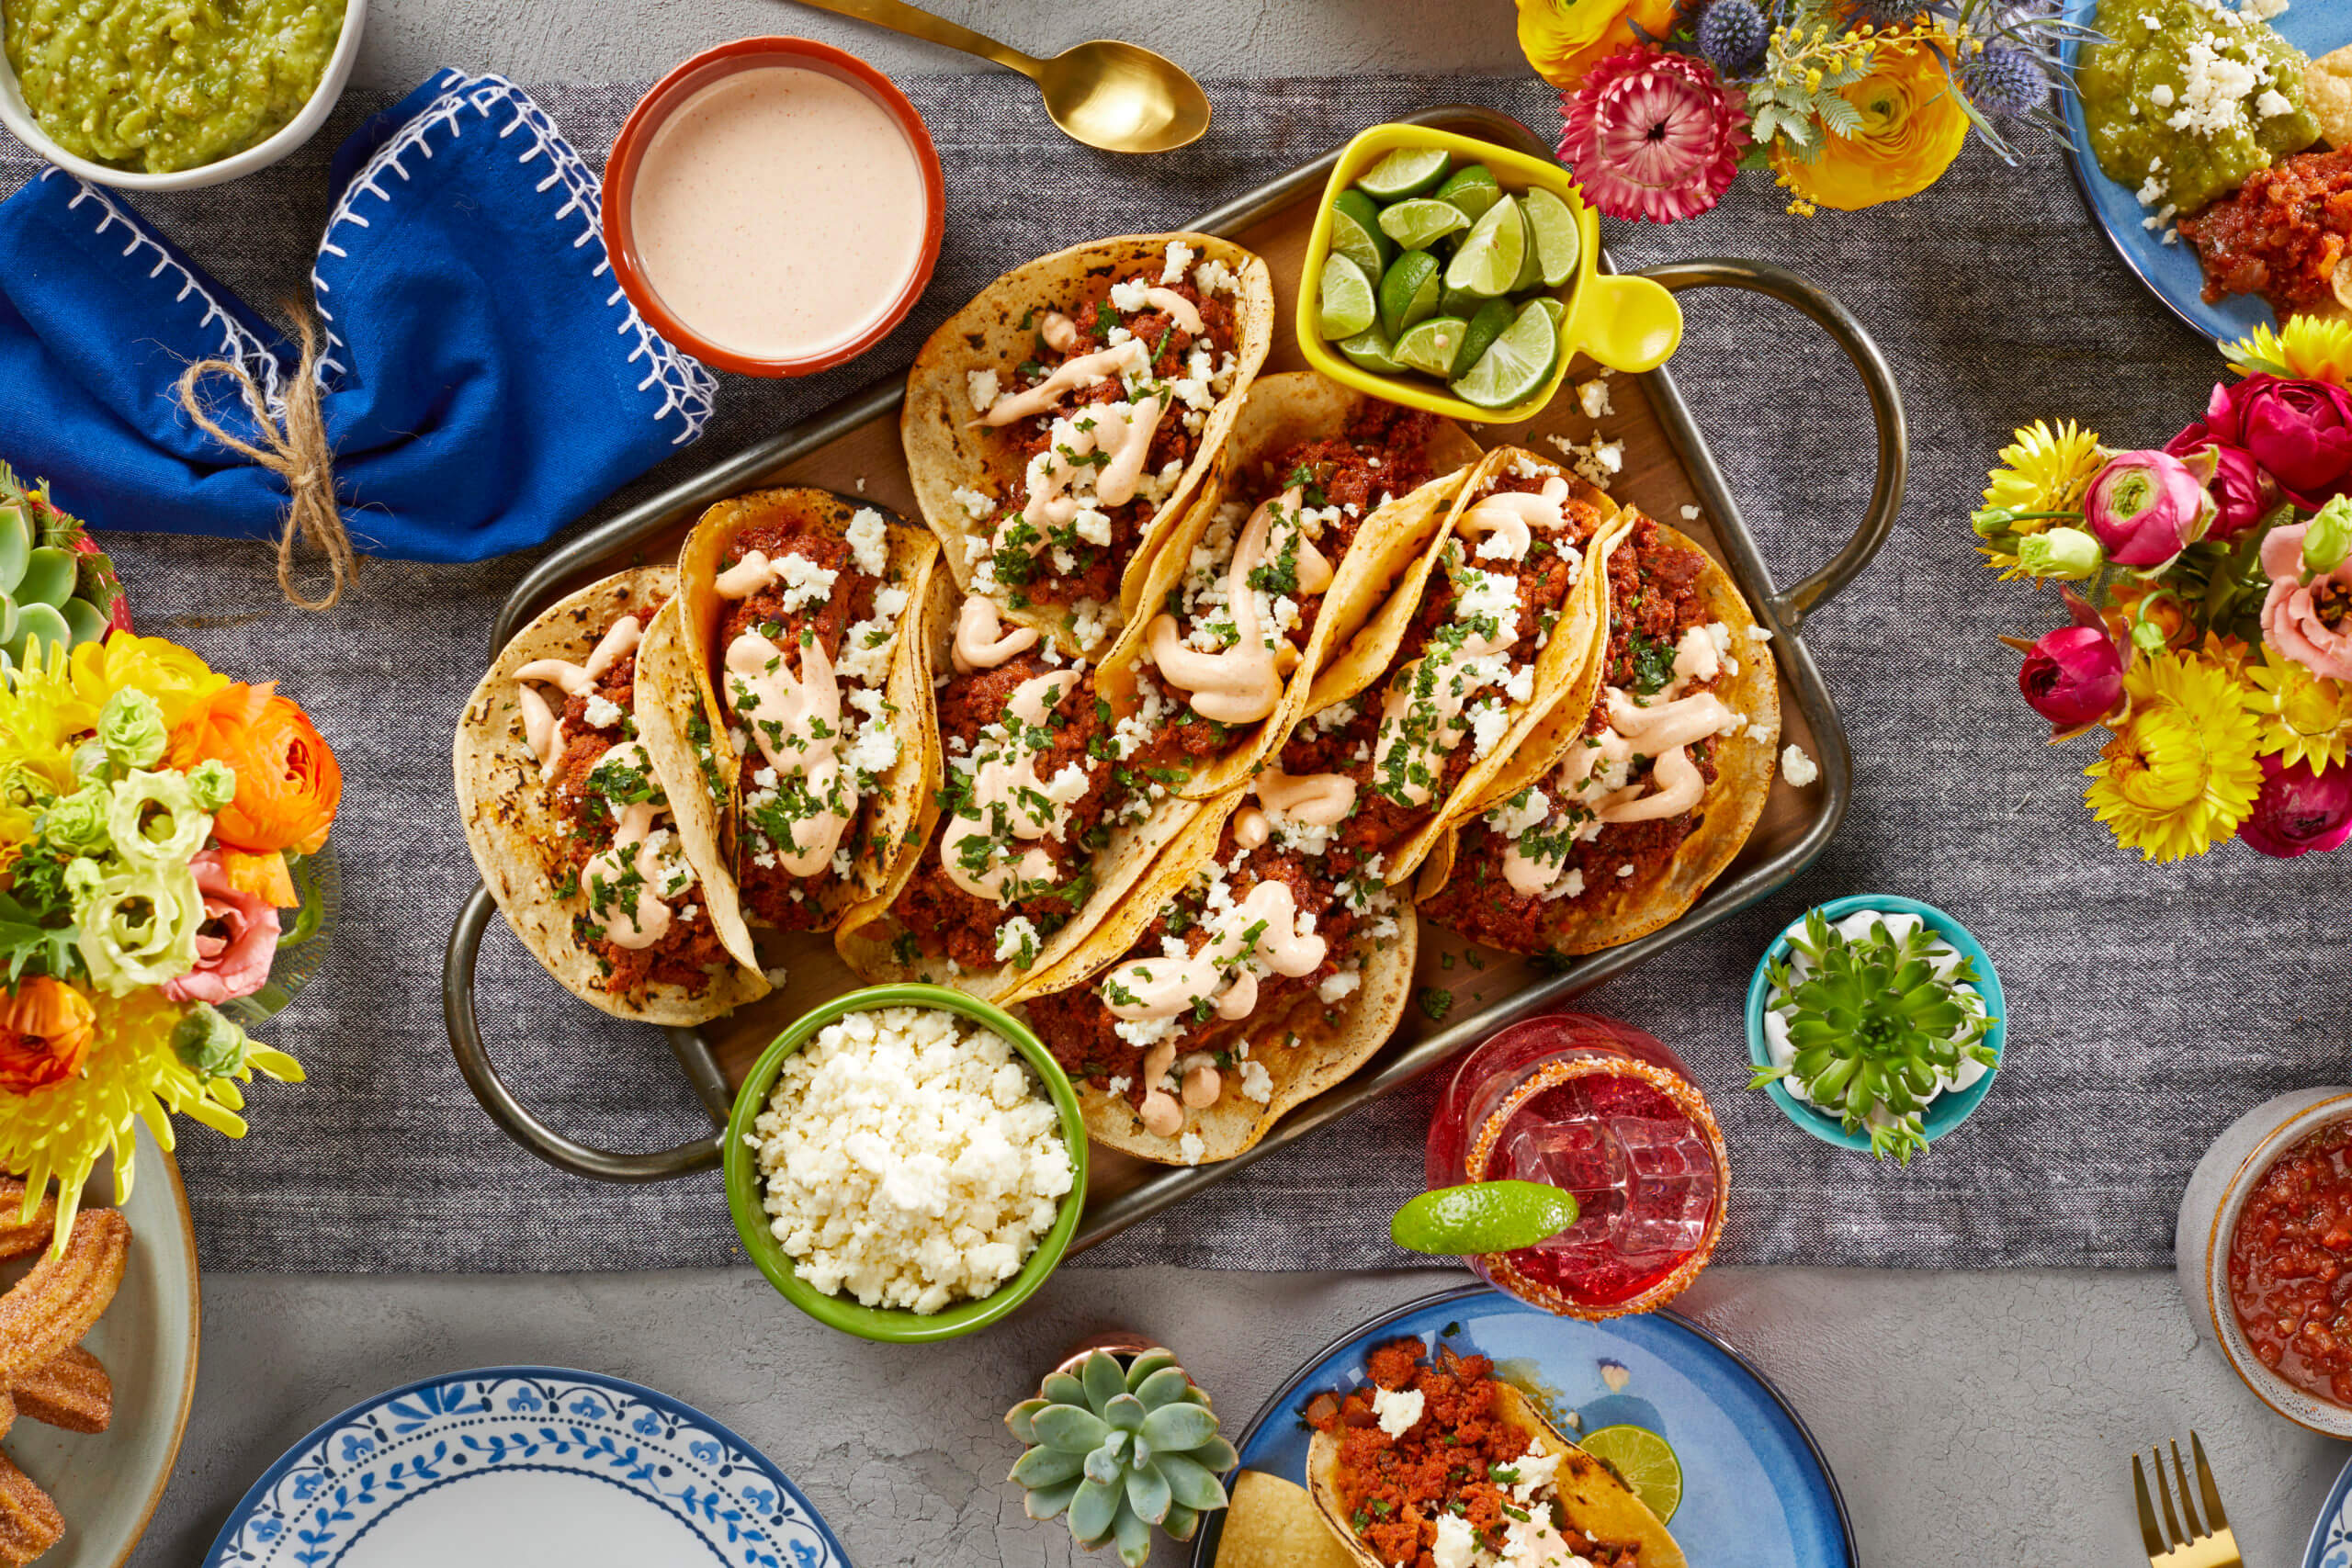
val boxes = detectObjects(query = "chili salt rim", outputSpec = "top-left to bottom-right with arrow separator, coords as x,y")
1464,1054 -> 1730,1322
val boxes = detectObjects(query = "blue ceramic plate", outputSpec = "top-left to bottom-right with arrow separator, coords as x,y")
1745,894 -> 2005,1154
201,1366 -> 847,1567
1190,1283 -> 1854,1566
2060,1 -> 2352,343
2306,1451 -> 2352,1568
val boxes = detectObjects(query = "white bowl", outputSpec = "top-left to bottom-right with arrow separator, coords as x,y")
2177,1087 -> 2352,1438
0,0 -> 366,190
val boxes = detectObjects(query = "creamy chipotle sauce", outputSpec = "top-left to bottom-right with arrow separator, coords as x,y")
629,65 -> 928,361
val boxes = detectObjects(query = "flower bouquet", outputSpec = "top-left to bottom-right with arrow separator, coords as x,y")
1975,317 -> 2352,863
0,486 -> 340,1242
1519,0 -> 2084,221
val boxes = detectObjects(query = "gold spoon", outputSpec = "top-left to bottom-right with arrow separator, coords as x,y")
785,0 -> 1211,153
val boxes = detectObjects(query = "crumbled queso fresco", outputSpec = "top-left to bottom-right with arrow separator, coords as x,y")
750,1006 -> 1075,1314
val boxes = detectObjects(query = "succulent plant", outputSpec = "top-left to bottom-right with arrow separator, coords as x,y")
1006,1347 -> 1234,1566
0,464 -> 129,666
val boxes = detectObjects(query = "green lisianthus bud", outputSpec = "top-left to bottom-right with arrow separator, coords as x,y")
97,688 -> 168,771
2017,526 -> 2104,581
2306,496 -> 2352,576
38,784 -> 112,856
172,1003 -> 249,1078
1970,506 -> 2019,540
70,739 -> 107,782
0,761 -> 56,815
187,759 -> 236,813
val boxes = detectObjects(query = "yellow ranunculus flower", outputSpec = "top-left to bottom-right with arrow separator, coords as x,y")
1516,0 -> 1679,88
1772,38 -> 1971,211
68,633 -> 225,730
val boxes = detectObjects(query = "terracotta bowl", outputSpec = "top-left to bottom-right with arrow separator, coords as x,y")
603,37 -> 944,378
2176,1088 -> 2352,1437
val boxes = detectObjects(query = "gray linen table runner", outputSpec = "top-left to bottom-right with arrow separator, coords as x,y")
0,74 -> 2311,1274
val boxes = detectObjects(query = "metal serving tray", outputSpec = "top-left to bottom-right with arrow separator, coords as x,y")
445,105 -> 1904,1252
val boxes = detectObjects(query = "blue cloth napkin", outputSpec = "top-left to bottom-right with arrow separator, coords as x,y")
0,70 -> 717,564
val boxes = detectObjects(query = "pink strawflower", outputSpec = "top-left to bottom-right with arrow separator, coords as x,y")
1557,47 -> 1751,225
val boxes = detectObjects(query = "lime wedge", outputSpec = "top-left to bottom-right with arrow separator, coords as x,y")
1452,298 -> 1518,378
1391,1180 -> 1580,1255
1439,164 -> 1503,223
1394,316 -> 1469,378
1577,1426 -> 1683,1524
1377,249 -> 1442,341
1445,194 -> 1526,299
1441,282 -> 1494,318
1339,326 -> 1405,374
1317,253 -> 1378,341
1510,200 -> 1546,293
1522,186 -> 1583,288
1357,145 -> 1452,201
1330,188 -> 1393,278
1450,299 -> 1560,411
1378,197 -> 1469,252
1530,295 -> 1566,333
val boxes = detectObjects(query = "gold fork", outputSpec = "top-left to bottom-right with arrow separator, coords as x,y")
2134,1433 -> 2242,1568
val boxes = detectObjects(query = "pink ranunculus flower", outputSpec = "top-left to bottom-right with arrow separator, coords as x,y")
163,849 -> 281,1005
2241,753 -> 2352,858
2012,586 -> 2129,739
2163,432 -> 2278,541
2261,521 -> 2352,682
2082,448 -> 2213,570
1556,47 -> 1749,224
2199,376 -> 2352,506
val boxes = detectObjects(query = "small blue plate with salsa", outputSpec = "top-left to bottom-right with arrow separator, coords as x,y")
2060,0 -> 2352,343
1189,1282 -> 1854,1567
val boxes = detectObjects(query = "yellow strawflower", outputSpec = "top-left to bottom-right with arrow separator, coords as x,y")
1772,36 -> 1972,211
2085,650 -> 2264,861
2245,645 -> 2352,769
2225,316 -> 2352,386
1984,419 -> 2105,521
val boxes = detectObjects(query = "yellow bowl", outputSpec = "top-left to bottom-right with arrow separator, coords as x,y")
1295,123 -> 1683,424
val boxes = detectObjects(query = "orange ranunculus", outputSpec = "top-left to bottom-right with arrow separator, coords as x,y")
169,682 -> 342,854
0,978 -> 95,1095
220,848 -> 300,907
1771,37 -> 1972,212
1516,0 -> 1679,88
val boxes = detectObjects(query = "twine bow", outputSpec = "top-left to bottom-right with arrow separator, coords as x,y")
174,308 -> 356,611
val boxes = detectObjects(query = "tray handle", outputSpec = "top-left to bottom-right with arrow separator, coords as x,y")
1636,258 -> 1905,628
444,882 -> 729,1182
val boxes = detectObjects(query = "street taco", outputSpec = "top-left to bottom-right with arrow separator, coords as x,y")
635,488 -> 939,936
902,232 -> 1275,657
1300,447 -> 1626,886
454,568 -> 767,1025
1305,1339 -> 1686,1568
1417,513 -> 1780,955
1017,766 -> 1417,1167
1097,371 -> 1483,801
833,577 -> 1200,999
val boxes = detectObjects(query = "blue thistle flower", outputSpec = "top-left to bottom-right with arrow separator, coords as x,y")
1966,46 -> 2049,118
1695,0 -> 1768,73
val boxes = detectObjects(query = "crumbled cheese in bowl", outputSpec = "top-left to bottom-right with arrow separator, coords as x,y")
750,1005 -> 1076,1316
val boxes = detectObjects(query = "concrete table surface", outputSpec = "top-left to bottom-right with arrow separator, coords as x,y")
95,2 -> 2352,1564
131,1267 -> 2347,1565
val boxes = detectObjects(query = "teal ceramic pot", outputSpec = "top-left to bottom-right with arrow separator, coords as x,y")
1744,895 -> 2005,1154
724,983 -> 1087,1343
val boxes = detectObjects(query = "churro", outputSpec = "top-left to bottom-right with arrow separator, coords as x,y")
11,1350 -> 108,1436
0,1211 -> 127,1385
0,1452 -> 60,1566
0,1189 -> 57,1266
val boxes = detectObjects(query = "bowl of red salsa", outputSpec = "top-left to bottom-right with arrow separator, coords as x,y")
2178,1088 -> 2352,1436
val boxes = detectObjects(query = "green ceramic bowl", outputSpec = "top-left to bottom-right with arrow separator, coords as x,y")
723,983 -> 1088,1343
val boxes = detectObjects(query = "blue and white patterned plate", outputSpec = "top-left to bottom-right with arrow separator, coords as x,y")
1191,1283 -> 1854,1567
201,1366 -> 847,1567
2304,1451 -> 2352,1568
2060,0 -> 2352,344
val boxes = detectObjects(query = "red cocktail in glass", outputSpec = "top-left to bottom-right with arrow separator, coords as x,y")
1426,1012 -> 1729,1318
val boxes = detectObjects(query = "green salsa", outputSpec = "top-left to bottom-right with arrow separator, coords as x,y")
2081,0 -> 2319,216
5,0 -> 345,174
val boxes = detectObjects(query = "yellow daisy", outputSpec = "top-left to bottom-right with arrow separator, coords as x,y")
2245,645 -> 2352,768
1983,419 -> 2104,526
2084,650 -> 2265,861
2226,316 -> 2352,387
